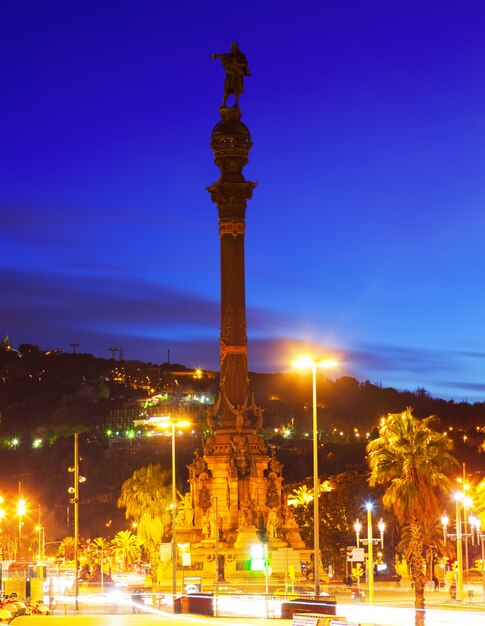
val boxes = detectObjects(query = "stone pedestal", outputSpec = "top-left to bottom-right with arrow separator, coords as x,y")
234,527 -> 261,549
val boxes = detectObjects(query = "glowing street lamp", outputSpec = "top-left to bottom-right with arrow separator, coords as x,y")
469,514 -> 485,602
156,417 -> 191,600
454,493 -> 464,602
17,496 -> 27,559
441,512 -> 449,546
354,503 -> 385,606
68,433 -> 86,611
292,355 -> 337,596
354,519 -> 362,548
378,518 -> 385,549
442,494 -> 464,601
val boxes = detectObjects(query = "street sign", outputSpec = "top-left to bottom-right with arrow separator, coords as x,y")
347,547 -> 365,562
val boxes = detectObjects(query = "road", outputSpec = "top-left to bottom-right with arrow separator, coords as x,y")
13,584 -> 483,626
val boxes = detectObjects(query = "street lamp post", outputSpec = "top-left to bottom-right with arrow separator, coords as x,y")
441,493 -> 463,602
157,417 -> 191,601
354,519 -> 361,548
36,504 -> 45,560
17,495 -> 27,561
171,422 -> 177,599
211,495 -> 219,589
455,494 -> 464,602
35,525 -> 45,560
292,356 -> 337,596
469,515 -> 485,603
354,503 -> 384,606
366,505 -> 374,606
442,496 -> 465,601
73,433 -> 80,611
68,432 -> 85,612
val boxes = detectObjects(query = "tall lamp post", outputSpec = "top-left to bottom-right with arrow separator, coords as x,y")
68,433 -> 80,611
0,498 -> 5,557
469,515 -> 485,603
68,433 -> 85,612
354,503 -> 385,606
157,417 -> 191,601
17,494 -> 27,560
441,494 -> 464,602
36,504 -> 45,560
292,356 -> 337,596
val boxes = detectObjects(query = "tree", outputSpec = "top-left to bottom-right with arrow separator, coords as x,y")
111,530 -> 142,572
397,517 -> 455,586
319,471 -> 381,576
290,472 -> 381,577
118,464 -> 172,579
89,537 -> 112,572
475,478 -> 485,527
289,484 -> 314,507
367,408 -> 458,626
58,536 -> 76,561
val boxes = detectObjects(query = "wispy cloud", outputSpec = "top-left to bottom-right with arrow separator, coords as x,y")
2,267 -> 485,401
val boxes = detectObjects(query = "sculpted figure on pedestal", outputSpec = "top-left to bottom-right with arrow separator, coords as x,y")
266,507 -> 278,540
210,42 -> 250,108
238,496 -> 254,528
251,393 -> 265,431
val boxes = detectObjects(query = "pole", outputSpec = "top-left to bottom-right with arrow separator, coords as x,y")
312,362 -> 320,596
455,496 -> 463,602
212,495 -> 219,618
74,432 -> 79,612
264,542 -> 269,594
214,496 -> 219,588
480,535 -> 485,604
172,423 -> 177,600
17,482 -> 22,560
462,464 -> 469,582
101,549 -> 104,593
285,546 -> 288,592
367,506 -> 374,606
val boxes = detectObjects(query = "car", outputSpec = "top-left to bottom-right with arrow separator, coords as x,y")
205,585 -> 244,594
274,585 -> 329,598
373,565 -> 402,582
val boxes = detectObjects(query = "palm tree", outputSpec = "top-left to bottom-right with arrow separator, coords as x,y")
118,464 -> 172,578
288,484 -> 314,507
397,517 -> 455,586
475,478 -> 485,527
111,530 -> 142,572
367,408 -> 458,626
90,537 -> 112,574
58,536 -> 76,561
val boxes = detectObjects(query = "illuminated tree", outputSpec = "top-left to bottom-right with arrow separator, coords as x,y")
475,478 -> 485,527
367,408 -> 458,626
289,484 -> 314,507
58,536 -> 76,561
89,536 -> 112,572
111,530 -> 142,571
118,464 -> 172,578
290,472 -> 379,576
397,517 -> 454,585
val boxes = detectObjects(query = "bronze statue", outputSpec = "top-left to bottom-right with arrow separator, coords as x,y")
210,42 -> 250,108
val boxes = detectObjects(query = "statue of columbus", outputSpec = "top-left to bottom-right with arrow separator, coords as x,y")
210,42 -> 250,108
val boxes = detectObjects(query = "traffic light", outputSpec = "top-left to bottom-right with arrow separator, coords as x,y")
250,544 -> 265,571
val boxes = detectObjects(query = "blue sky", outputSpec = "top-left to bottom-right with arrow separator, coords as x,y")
1,1 -> 485,400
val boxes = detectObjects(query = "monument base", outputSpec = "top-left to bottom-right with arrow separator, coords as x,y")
234,527 -> 261,549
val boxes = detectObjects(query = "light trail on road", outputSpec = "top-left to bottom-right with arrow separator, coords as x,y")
340,601 -> 485,626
